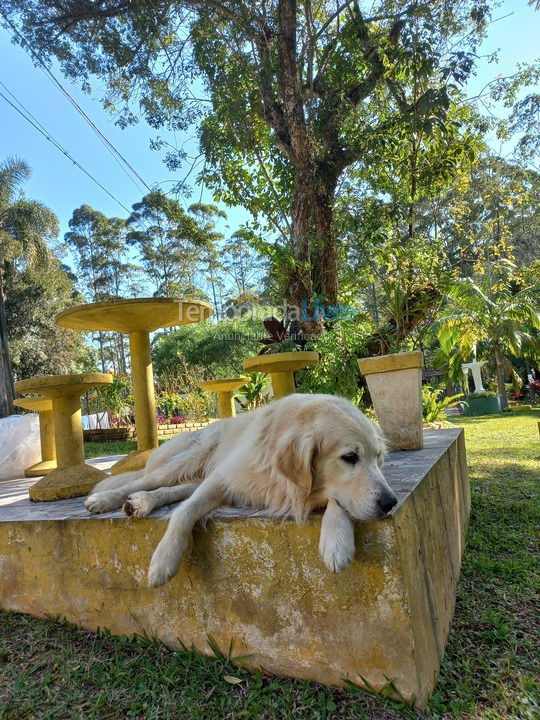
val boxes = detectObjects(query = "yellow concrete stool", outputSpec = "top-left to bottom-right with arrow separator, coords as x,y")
56,298 -> 212,474
13,397 -> 57,477
243,351 -> 319,399
14,374 -> 114,501
198,378 -> 249,418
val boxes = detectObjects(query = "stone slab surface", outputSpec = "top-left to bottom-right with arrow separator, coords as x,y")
0,430 -> 469,708
0,432 -> 457,522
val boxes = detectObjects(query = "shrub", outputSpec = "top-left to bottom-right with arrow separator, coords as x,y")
237,373 -> 270,409
422,384 -> 464,423
297,318 -> 371,402
464,391 -> 497,399
156,356 -> 214,421
153,317 -> 262,378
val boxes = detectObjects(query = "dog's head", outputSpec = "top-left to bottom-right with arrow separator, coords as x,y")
272,394 -> 397,520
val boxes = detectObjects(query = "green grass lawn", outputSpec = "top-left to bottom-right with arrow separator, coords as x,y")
84,439 -> 138,458
1,411 -> 539,719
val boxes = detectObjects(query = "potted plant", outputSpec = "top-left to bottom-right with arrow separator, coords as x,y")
461,391 -> 501,416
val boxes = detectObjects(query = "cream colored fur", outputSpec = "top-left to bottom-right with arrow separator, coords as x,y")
85,393 -> 396,587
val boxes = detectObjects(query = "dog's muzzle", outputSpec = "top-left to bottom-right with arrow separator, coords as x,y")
377,491 -> 398,514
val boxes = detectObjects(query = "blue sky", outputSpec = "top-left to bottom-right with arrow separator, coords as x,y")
0,0 -> 538,253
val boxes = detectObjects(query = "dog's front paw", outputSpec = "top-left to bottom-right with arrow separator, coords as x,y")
85,492 -> 122,514
319,500 -> 355,573
147,533 -> 188,588
320,534 -> 354,573
124,492 -> 153,518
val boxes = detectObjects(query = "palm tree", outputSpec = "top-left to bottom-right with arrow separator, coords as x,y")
438,261 -> 540,410
0,157 -> 59,417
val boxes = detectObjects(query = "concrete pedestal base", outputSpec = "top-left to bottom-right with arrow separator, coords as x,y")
0,430 -> 469,708
110,448 -> 155,475
24,459 -> 58,478
28,463 -> 107,501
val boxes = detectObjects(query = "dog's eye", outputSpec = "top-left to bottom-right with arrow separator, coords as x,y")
341,452 -> 359,465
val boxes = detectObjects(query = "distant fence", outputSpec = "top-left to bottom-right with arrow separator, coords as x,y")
84,421 -> 210,443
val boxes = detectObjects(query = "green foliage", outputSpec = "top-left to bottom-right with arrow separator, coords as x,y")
95,373 -> 133,426
156,358 -> 214,422
0,157 -> 58,266
126,191 -> 207,298
464,391 -> 497,399
153,317 -> 262,379
438,260 -> 540,407
237,373 -> 269,410
421,384 -> 463,423
5,258 -> 95,381
298,319 -> 371,401
438,262 -> 540,362
65,205 -> 133,301
2,0 -> 492,310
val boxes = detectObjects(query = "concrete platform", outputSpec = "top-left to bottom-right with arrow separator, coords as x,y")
0,430 -> 469,707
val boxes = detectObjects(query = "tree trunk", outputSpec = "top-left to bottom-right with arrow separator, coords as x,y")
118,333 -> 127,375
0,272 -> 15,418
288,169 -> 338,338
98,331 -> 106,372
494,345 -> 509,410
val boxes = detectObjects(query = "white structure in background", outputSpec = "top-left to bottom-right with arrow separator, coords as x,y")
461,361 -> 487,393
81,412 -> 109,430
0,414 -> 41,480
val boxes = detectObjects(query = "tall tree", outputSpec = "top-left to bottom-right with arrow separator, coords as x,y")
188,203 -> 227,319
423,155 -> 540,273
65,205 -> 134,371
3,0 -> 491,333
0,156 -> 58,417
222,229 -> 267,300
5,261 -> 95,380
126,191 -> 207,297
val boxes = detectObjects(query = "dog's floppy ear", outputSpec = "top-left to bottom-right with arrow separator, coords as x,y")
273,428 -> 317,496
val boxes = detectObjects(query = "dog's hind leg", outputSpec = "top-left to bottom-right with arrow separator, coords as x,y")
85,457 -> 185,514
123,483 -> 198,518
147,472 -> 225,587
91,469 -> 144,494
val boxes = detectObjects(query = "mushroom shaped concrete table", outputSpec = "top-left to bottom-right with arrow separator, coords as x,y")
56,298 -> 212,474
14,373 -> 114,501
243,351 -> 319,399
13,397 -> 57,477
198,377 -> 249,418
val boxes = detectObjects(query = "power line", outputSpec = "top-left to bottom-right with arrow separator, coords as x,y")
0,10 -> 152,196
0,82 -> 133,214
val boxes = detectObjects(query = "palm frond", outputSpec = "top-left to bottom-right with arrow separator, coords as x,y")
0,156 -> 30,211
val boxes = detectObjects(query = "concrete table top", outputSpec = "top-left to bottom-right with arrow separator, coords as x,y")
14,374 -> 114,500
13,397 -> 52,412
243,351 -> 319,375
243,351 -> 319,399
198,378 -> 249,393
56,297 -> 212,334
15,373 -> 113,398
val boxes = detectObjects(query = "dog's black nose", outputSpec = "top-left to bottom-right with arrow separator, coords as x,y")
378,492 -> 398,514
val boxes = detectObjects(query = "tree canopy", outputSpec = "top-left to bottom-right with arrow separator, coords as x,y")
2,0 -> 492,332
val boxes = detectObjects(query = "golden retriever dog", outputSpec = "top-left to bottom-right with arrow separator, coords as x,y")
85,394 -> 397,587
